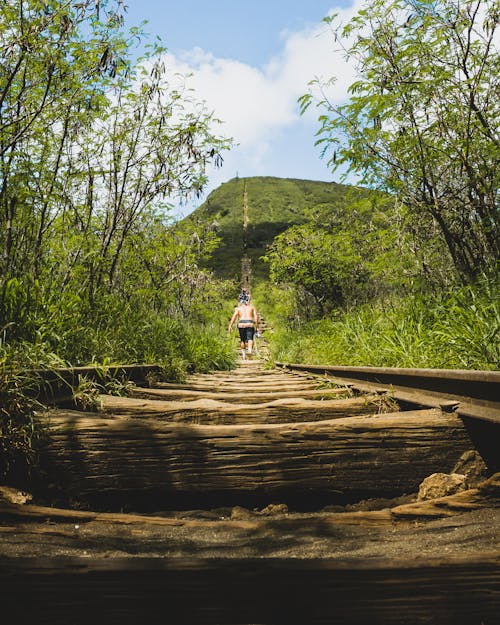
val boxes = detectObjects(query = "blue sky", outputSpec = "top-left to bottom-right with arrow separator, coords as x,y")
123,1 -> 362,215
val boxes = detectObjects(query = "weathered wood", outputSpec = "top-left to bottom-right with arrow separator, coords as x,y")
1,554 -> 498,625
0,500 -> 252,528
39,408 -> 473,506
156,380 -> 321,392
6,361 -> 497,625
391,472 -> 500,519
0,499 -> 393,528
1,474 -> 497,528
187,372 -> 301,381
130,386 -> 352,404
97,393 -> 382,424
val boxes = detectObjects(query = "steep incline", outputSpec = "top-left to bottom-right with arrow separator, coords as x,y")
189,176 -> 372,280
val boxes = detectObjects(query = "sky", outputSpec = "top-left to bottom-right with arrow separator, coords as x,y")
123,1 -> 363,216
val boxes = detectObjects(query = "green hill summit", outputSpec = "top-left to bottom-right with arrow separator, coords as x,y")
190,176 -> 367,281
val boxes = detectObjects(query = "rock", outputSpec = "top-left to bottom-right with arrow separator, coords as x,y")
230,506 -> 254,520
0,486 -> 33,505
417,473 -> 468,501
452,450 -> 489,487
260,503 -> 289,516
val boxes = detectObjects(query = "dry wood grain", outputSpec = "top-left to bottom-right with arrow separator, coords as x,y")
2,474 -> 497,529
130,386 -> 352,403
1,553 -> 498,625
39,408 -> 473,505
97,393 -> 383,424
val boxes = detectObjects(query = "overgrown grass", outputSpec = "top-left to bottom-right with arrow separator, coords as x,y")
268,281 -> 499,370
0,287 -> 237,478
1,281 -> 237,375
0,358 -> 45,481
0,314 -> 237,480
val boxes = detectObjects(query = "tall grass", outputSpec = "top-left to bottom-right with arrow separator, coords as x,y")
0,287 -> 237,479
0,358 -> 45,482
269,281 -> 499,370
0,280 -> 237,377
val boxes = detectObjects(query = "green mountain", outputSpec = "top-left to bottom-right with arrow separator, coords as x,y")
190,176 -> 369,282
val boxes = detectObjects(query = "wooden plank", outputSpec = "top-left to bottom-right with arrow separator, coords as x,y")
129,386 -> 352,403
1,474 -> 497,527
156,380 -> 321,392
0,500 -> 392,528
39,408 -> 473,506
0,554 -> 498,625
96,393 -> 383,424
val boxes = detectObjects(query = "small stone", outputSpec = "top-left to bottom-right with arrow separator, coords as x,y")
0,486 -> 33,505
417,473 -> 468,501
230,506 -> 254,520
452,450 -> 489,487
260,503 -> 289,516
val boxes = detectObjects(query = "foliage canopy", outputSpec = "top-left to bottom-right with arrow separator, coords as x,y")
0,0 -> 233,371
300,0 -> 499,280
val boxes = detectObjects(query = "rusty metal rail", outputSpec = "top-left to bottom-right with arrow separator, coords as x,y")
276,362 -> 500,473
276,363 -> 500,420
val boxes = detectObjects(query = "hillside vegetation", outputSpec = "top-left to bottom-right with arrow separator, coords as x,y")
0,0 -> 237,481
263,0 -> 499,370
0,1 -> 236,377
190,173 -> 498,371
190,176 -> 372,281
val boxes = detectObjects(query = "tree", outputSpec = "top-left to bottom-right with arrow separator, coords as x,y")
0,0 -> 231,351
301,0 -> 499,280
264,194 -> 416,316
0,0 -> 129,277
61,55 -> 229,302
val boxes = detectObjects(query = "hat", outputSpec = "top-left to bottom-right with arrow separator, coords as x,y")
239,291 -> 250,304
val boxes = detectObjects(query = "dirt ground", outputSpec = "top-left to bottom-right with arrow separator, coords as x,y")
0,496 -> 498,561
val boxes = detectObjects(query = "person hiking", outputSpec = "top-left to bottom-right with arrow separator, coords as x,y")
228,292 -> 259,359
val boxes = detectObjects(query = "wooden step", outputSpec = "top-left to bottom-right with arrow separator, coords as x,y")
38,408 -> 472,508
97,393 -> 380,423
129,386 -> 352,404
1,553 -> 498,625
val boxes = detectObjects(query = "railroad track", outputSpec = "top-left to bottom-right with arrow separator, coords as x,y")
1,358 -> 499,624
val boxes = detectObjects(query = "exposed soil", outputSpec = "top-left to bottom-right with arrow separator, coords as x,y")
0,503 -> 498,561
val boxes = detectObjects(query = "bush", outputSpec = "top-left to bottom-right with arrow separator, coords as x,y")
0,359 -> 45,481
268,280 -> 499,370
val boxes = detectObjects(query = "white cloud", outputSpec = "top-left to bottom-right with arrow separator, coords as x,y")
167,50 -> 295,145
158,2 -> 367,216
268,17 -> 357,111
161,2 -> 364,154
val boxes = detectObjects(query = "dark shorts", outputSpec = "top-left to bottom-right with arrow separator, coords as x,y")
238,326 -> 255,342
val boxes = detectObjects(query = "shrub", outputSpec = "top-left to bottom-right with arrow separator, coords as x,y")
268,280 -> 499,370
